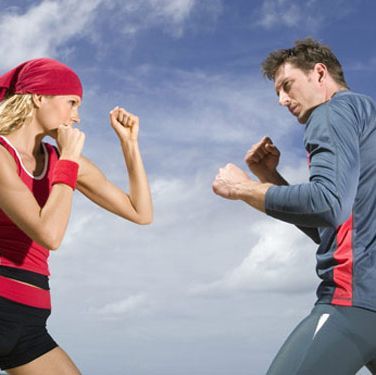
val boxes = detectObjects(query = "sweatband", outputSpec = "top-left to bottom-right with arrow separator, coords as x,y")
0,58 -> 83,101
51,159 -> 79,190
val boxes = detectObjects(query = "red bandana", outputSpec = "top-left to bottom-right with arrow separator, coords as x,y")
0,58 -> 83,101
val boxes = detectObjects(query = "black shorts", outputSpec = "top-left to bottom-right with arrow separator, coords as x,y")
0,297 -> 58,370
266,303 -> 376,375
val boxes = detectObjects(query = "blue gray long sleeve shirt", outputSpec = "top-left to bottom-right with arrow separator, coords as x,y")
265,91 -> 376,311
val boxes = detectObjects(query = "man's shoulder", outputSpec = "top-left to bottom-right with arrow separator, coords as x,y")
329,90 -> 375,108
309,91 -> 375,121
305,90 -> 376,141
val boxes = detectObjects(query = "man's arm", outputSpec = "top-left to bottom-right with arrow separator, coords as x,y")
245,136 -> 321,243
212,163 -> 321,244
213,102 -> 360,239
264,101 -> 360,229
220,101 -> 358,233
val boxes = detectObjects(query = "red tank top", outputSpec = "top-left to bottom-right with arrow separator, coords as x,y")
0,135 -> 59,276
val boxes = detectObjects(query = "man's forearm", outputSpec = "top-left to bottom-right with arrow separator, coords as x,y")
234,181 -> 274,212
235,170 -> 286,213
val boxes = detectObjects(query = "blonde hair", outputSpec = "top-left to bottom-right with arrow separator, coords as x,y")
0,94 -> 34,135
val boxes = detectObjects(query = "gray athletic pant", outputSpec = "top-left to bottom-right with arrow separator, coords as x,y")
266,304 -> 376,375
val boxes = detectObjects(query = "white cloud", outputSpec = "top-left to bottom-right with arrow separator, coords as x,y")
256,0 -> 352,31
0,0 -> 219,69
102,0 -> 221,39
259,0 -> 303,29
105,0 -> 196,38
151,176 -> 205,226
0,0 -> 102,68
347,57 -> 376,72
280,158 -> 309,184
190,219 -> 317,296
93,294 -> 148,316
96,66 -> 297,149
151,0 -> 196,24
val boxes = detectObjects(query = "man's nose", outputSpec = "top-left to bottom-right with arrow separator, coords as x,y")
279,91 -> 290,106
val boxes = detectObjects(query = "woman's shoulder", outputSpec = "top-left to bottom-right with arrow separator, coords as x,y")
0,136 -> 20,173
0,143 -> 19,178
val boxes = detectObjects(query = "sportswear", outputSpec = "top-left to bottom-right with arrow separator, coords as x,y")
0,58 -> 83,101
0,135 -> 59,309
0,297 -> 57,370
265,91 -> 376,311
266,304 -> 376,375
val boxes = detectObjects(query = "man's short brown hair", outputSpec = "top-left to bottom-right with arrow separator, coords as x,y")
261,38 -> 348,88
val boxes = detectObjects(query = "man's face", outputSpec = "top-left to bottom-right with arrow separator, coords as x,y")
274,62 -> 325,124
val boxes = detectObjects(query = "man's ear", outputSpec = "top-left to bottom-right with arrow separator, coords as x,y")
315,63 -> 327,84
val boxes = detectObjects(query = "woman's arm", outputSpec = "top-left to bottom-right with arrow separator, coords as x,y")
76,107 -> 153,225
0,125 -> 85,250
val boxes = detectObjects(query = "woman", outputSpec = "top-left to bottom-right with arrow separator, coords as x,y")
0,58 -> 153,374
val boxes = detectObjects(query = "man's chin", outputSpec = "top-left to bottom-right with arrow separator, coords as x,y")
298,109 -> 314,124
298,105 -> 322,124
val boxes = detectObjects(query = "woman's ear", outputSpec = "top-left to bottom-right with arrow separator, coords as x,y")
31,94 -> 44,108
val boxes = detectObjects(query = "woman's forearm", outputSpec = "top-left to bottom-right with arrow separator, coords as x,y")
38,184 -> 74,249
121,140 -> 153,224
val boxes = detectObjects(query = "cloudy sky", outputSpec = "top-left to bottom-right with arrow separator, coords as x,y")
1,1 -> 376,374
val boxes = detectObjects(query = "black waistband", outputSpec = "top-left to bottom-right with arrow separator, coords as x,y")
0,266 -> 49,290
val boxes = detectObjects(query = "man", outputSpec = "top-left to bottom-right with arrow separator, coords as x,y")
212,38 -> 376,374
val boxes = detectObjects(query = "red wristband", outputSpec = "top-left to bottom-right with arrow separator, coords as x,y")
52,159 -> 79,190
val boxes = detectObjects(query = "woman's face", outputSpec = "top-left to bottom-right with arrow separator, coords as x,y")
35,95 -> 81,136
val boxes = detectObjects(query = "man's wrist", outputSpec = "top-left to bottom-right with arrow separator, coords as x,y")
258,170 -> 288,185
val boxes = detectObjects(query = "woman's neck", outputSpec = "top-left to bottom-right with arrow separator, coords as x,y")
5,120 -> 46,157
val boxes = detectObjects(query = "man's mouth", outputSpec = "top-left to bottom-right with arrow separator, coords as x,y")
289,105 -> 299,116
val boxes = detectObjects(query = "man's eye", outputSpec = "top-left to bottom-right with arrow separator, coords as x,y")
283,82 -> 291,92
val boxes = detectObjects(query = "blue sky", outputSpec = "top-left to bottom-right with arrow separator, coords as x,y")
1,1 -> 376,374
